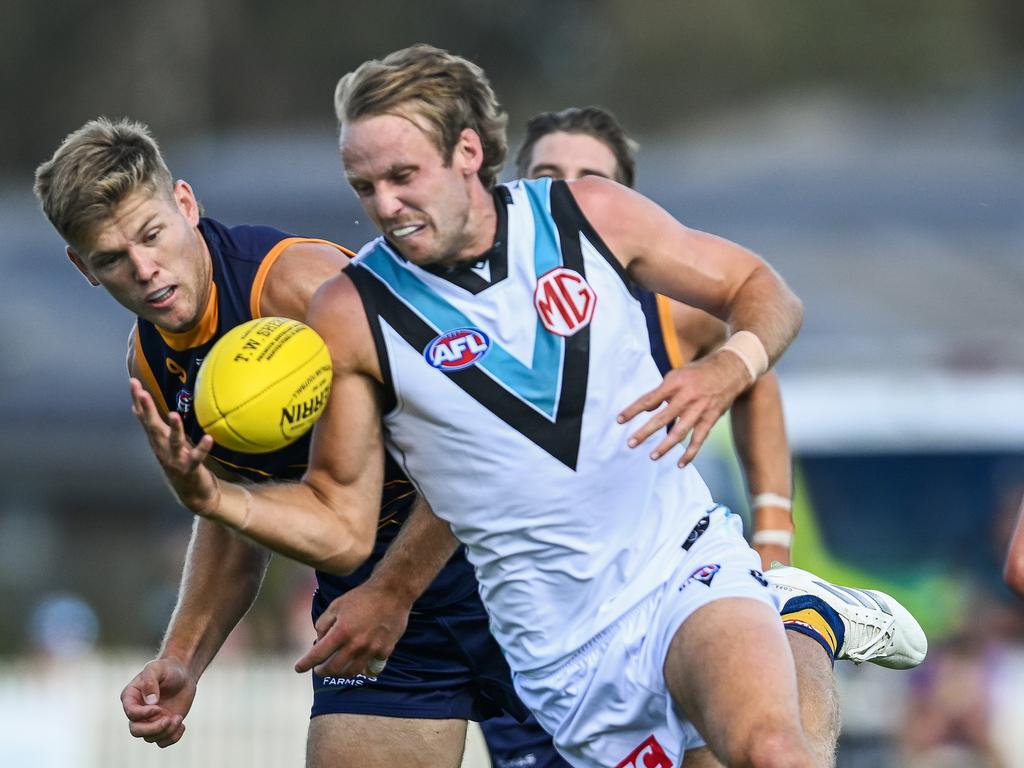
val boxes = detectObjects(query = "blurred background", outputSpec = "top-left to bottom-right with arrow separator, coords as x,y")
2,1 -> 1023,765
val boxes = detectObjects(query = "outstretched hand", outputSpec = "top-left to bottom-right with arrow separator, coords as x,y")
294,582 -> 410,679
120,657 -> 198,749
617,351 -> 751,467
129,378 -> 220,515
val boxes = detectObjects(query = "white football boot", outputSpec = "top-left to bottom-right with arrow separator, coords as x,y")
766,564 -> 928,669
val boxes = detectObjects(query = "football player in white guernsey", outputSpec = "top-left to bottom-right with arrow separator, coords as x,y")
517,105 -> 796,573
131,46 -> 925,768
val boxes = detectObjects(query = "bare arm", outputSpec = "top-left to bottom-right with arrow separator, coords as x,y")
257,240 -> 350,321
121,348 -> 271,747
730,371 -> 793,568
131,270 -> 385,575
570,177 -> 802,466
294,496 -> 461,676
121,516 -> 268,748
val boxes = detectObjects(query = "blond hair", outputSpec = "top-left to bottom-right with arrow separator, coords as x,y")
33,117 -> 174,248
335,44 -> 508,189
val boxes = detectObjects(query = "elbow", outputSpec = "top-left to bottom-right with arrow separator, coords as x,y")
319,535 -> 375,577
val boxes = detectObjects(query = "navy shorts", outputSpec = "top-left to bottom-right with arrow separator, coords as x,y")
310,589 -> 531,722
481,713 -> 571,768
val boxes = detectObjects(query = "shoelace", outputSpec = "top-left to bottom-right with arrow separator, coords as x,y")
842,610 -> 896,663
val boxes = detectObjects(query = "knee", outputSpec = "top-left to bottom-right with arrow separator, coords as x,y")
730,724 -> 817,768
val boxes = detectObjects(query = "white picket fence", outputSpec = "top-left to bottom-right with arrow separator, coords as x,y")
0,653 -> 491,768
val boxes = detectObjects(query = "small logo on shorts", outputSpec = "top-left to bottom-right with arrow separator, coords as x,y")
686,563 -> 721,588
424,327 -> 491,371
614,735 -> 674,768
681,515 -> 710,551
750,569 -> 768,587
319,673 -> 379,688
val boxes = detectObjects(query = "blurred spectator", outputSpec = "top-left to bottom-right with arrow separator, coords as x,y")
27,592 -> 99,659
898,579 -> 1024,768
901,632 -> 1002,767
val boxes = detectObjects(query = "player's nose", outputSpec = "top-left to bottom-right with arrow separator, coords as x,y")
373,188 -> 405,221
128,246 -> 159,282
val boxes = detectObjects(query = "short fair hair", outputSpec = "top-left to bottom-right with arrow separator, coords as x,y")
334,44 -> 508,190
33,117 -> 174,249
515,106 -> 639,188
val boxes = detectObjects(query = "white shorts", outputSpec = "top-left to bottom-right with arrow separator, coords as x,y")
513,506 -> 779,768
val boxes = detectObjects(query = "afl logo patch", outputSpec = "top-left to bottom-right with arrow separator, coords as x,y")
425,328 -> 491,372
534,267 -> 596,337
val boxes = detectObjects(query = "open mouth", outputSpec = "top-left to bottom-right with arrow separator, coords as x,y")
146,286 -> 176,307
390,224 -> 425,240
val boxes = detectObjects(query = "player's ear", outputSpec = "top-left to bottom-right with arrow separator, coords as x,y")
454,128 -> 484,178
67,247 -> 100,286
173,180 -> 201,226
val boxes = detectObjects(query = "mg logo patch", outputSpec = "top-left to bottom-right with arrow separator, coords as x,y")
425,328 -> 491,372
614,735 -> 674,768
534,267 -> 596,337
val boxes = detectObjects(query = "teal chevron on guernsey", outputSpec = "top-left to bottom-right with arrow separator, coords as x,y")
361,238 -> 565,419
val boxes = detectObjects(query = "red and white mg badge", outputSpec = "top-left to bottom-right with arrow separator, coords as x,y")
533,267 -> 596,337
614,735 -> 674,768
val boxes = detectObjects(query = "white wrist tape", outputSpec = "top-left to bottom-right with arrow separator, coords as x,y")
720,330 -> 769,382
751,493 -> 792,511
751,529 -> 794,548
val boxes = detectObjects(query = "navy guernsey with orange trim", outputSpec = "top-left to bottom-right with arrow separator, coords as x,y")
133,217 -> 478,611
635,289 -> 683,375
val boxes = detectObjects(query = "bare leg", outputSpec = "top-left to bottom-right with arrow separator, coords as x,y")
788,632 -> 840,766
665,598 -> 820,768
677,630 -> 839,768
307,713 -> 468,768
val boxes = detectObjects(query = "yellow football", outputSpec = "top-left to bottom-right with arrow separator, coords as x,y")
194,317 -> 333,453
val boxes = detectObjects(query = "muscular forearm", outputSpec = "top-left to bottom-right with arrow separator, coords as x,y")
725,266 -> 803,367
160,518 -> 270,678
202,474 -> 378,576
730,371 -> 793,535
365,497 -> 460,608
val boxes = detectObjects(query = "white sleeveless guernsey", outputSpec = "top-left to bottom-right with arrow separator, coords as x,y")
346,178 -> 714,673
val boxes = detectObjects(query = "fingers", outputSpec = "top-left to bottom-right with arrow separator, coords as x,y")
294,635 -> 338,673
130,379 -> 165,430
156,721 -> 186,749
617,384 -> 667,426
312,605 -> 339,639
120,670 -> 161,719
295,611 -> 343,672
677,413 -> 717,467
129,712 -> 184,744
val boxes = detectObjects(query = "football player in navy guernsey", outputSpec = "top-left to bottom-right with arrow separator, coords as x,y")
33,117 -> 549,768
126,46 -> 926,768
